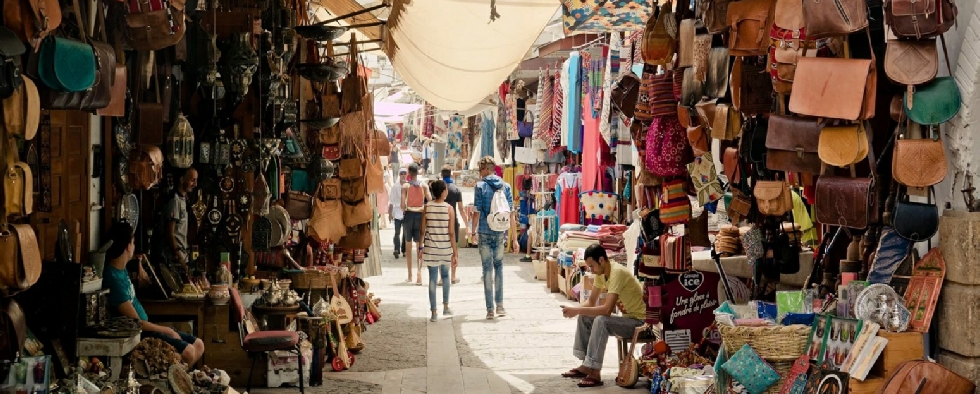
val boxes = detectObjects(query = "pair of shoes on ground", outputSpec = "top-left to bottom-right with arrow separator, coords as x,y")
561,369 -> 603,387
430,308 -> 453,322
437,278 -> 461,286
485,306 -> 507,320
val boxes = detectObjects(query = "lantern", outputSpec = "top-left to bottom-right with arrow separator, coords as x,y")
167,113 -> 195,168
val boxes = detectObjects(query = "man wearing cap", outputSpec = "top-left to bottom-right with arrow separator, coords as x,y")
388,167 -> 408,258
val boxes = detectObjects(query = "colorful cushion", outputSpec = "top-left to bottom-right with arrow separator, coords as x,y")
579,191 -> 620,222
720,344 -> 780,394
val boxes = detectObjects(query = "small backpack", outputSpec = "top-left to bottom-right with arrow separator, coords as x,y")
487,186 -> 511,232
406,182 -> 425,208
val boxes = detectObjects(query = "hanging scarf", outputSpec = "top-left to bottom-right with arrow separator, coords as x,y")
550,67 -> 564,155
535,67 -> 554,148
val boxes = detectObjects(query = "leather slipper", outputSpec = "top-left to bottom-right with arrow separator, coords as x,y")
577,377 -> 604,387
561,369 -> 587,379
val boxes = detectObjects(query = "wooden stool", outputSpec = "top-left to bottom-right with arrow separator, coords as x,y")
616,324 -> 662,364
77,334 -> 141,380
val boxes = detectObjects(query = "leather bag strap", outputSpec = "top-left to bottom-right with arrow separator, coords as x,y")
14,164 -> 32,216
940,34 -> 952,76
10,224 -> 39,287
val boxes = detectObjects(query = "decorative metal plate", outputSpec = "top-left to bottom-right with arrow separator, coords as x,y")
116,194 -> 140,229
267,205 -> 291,247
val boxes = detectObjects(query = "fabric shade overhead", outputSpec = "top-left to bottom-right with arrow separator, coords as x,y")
562,0 -> 655,34
385,0 -> 561,111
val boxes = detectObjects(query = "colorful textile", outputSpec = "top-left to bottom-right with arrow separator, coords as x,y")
579,190 -> 620,224
536,68 -> 554,148
480,111 -> 495,159
687,152 -> 724,205
561,0 -> 656,35
722,344 -> 781,394
562,52 -> 583,153
599,34 -> 621,144
506,92 -> 520,140
660,179 -> 691,225
447,115 -> 464,166
551,68 -> 564,155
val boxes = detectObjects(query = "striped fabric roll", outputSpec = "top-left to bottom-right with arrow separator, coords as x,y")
660,234 -> 691,272
659,178 -> 691,225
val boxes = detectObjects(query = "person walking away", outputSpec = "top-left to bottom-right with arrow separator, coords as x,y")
470,156 -> 513,319
441,165 -> 463,285
559,244 -> 646,388
419,180 -> 458,322
401,163 -> 431,284
388,168 -> 408,258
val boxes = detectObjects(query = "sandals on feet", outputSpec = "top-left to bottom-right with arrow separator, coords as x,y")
577,377 -> 604,387
561,369 -> 587,379
452,278 -> 460,284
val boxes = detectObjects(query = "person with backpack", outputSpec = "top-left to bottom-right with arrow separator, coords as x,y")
401,163 -> 431,285
419,180 -> 458,322
470,156 -> 513,320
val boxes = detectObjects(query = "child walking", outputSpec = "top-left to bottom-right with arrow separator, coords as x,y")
419,180 -> 458,322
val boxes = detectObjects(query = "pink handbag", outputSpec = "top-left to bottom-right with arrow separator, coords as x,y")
645,115 -> 694,177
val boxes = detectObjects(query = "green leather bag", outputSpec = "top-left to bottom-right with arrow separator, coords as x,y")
37,37 -> 96,93
904,77 -> 961,125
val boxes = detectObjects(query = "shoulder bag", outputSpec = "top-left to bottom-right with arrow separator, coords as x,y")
0,224 -> 41,295
814,125 -> 880,229
611,73 -> 640,118
285,190 -> 313,220
660,178 -> 691,225
4,0 -> 61,48
41,0 -> 114,111
339,155 -> 364,180
754,180 -> 793,216
818,121 -> 869,168
731,56 -> 774,114
766,115 -> 822,174
726,0 -> 775,56
337,224 -> 372,250
802,0 -> 868,38
677,19 -> 696,68
903,37 -> 960,125
125,0 -> 186,51
341,177 -> 366,205
127,144 -> 164,190
789,31 -> 876,121
309,182 -> 346,242
699,0 -> 731,34
877,360 -> 974,394
342,199 -> 373,227
2,78 -> 40,141
645,115 -> 693,177
642,5 -> 676,66
884,38 -> 937,87
885,0 -> 957,39
711,103 -> 741,140
686,152 -> 723,205
893,125 -> 947,187
365,155 -> 385,195
893,188 -> 938,242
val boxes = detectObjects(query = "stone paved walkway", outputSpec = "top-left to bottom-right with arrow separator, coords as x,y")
252,186 -> 633,394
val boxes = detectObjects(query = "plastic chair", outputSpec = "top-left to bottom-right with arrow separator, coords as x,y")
230,288 -> 304,394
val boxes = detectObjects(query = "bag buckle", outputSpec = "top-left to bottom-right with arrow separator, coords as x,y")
795,147 -> 804,159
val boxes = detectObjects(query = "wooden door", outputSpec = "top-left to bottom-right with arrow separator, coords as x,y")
31,110 -> 91,263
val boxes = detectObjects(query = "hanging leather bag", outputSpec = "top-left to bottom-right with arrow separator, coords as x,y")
339,155 -> 363,181
127,144 -> 164,190
365,155 -> 385,195
754,180 -> 793,216
0,224 -> 41,295
40,0 -> 115,110
789,32 -> 877,121
642,6 -> 676,66
337,224 -> 372,250
35,36 -> 96,93
726,0 -> 775,56
677,19 -> 696,67
4,0 -> 61,48
893,188 -> 939,242
902,39 -> 960,125
885,0 -> 957,39
814,127 -> 880,229
818,122 -> 869,167
285,191 -> 313,220
698,0 -> 731,34
705,48 -> 730,98
766,115 -> 822,174
343,199 -> 373,227
125,0 -> 186,51
802,0 -> 868,38
731,56 -> 774,114
0,28 -> 25,100
884,39 -> 938,86
711,103 -> 741,140
341,178 -> 366,205
309,181 -> 346,242
876,360 -> 975,394
893,126 -> 947,187
611,73 -> 640,118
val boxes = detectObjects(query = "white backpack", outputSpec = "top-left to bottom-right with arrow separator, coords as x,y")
486,187 -> 511,232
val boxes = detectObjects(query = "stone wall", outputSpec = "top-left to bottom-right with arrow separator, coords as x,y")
938,211 -> 980,391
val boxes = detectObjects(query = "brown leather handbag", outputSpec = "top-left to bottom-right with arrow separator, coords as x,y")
37,0 -> 115,111
342,199 -> 372,226
0,224 -> 41,295
687,126 -> 710,157
128,144 -> 164,190
766,115 -> 822,174
754,180 -> 793,216
309,184 -> 345,243
726,0 -> 775,56
876,360 -> 974,394
642,6 -> 676,66
723,147 -> 741,183
337,224 -> 372,250
285,190 -> 313,220
3,0 -> 61,47
885,0 -> 957,39
611,73 -> 641,118
815,128 -> 880,229
789,34 -> 876,121
893,127 -> 947,187
341,178 -> 366,204
803,0 -> 868,38
137,72 -> 166,145
0,299 -> 26,361
319,125 -> 340,145
711,104 -> 741,140
321,178 -> 342,200
698,0 -> 731,34
731,57 -> 774,114
125,0 -> 186,51
339,156 -> 363,180
818,122 -> 869,168
884,39 -> 938,86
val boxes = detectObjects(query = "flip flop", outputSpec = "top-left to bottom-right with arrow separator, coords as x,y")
452,278 -> 460,284
577,377 -> 604,388
561,369 -> 587,379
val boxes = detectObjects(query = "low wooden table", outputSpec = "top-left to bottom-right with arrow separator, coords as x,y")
77,334 -> 141,380
141,299 -> 206,337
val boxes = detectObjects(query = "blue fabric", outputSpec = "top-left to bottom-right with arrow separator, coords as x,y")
480,112 -> 495,159
102,265 -> 147,321
473,175 -> 513,235
564,52 -> 583,153
721,344 -> 780,394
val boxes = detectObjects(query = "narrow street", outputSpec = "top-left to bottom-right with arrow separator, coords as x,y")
255,187 -> 627,393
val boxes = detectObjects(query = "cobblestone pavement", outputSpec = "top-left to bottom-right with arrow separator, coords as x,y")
252,186 -> 629,394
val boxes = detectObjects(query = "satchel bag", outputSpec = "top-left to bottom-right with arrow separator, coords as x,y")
339,156 -> 363,180
642,6 -> 676,66
893,189 -> 939,242
42,0 -> 114,111
893,127 -> 947,187
905,76 -> 960,125
766,115 -> 822,174
884,39 -> 938,86
337,224 -> 372,250
699,0 -> 732,34
309,186 -> 346,242
754,180 -> 793,216
343,199 -> 373,227
319,126 -> 340,145
4,0 -> 61,47
877,360 -> 975,394
125,0 -> 186,51
711,104 -> 741,140
127,144 -> 164,190
727,0 -> 775,57
885,0 -> 957,39
723,147 -> 742,184
285,191 -> 313,220
731,56 -> 774,114
365,156 -> 385,194
815,129 -> 880,229
370,129 -> 391,156
0,28 -> 25,100
341,177 -> 366,204
611,73 -> 640,118
818,122 -> 869,168
802,0 -> 868,38
649,70 -> 678,117
0,224 -> 41,295
36,37 -> 96,93
3,78 -> 39,141
789,34 -> 877,121
768,42 -> 815,94
321,178 -> 342,200
687,125 -> 710,157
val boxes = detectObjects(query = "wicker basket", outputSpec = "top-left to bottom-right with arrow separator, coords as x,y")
289,270 -> 332,289
718,324 -> 810,360
727,358 -> 796,394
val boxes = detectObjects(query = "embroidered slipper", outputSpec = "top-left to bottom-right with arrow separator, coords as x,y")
561,369 -> 587,379
577,377 -> 604,387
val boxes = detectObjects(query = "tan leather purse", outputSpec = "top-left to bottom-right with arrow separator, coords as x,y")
723,147 -> 741,183
2,77 -> 39,140
754,180 -> 793,216
803,0 -> 868,38
365,156 -> 385,195
726,0 -> 775,56
339,156 -> 363,180
128,145 -> 164,190
0,224 -> 41,295
789,33 -> 876,121
884,38 -> 938,86
818,122 -> 869,168
893,127 -> 947,187
642,6 -> 676,66
699,0 -> 731,34
711,104 -> 741,140
687,126 -> 710,157
343,199 -> 373,227
319,125 -> 340,145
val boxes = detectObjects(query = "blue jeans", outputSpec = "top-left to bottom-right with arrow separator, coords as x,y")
478,232 -> 506,310
428,265 -> 450,310
393,218 -> 404,254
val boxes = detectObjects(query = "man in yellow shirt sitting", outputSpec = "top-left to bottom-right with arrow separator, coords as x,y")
560,243 -> 646,388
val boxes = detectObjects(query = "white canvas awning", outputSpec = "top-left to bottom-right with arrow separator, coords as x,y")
385,0 -> 561,111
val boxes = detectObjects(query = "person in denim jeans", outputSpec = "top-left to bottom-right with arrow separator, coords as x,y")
388,168 -> 408,258
469,156 -> 513,320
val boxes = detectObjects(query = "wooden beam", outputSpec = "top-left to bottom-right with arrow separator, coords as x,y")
312,0 -> 385,41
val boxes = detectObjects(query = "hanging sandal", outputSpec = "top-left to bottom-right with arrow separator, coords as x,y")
577,377 -> 604,387
561,369 -> 588,379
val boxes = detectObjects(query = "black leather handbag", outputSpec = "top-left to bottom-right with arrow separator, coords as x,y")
0,27 -> 25,99
893,188 -> 939,242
